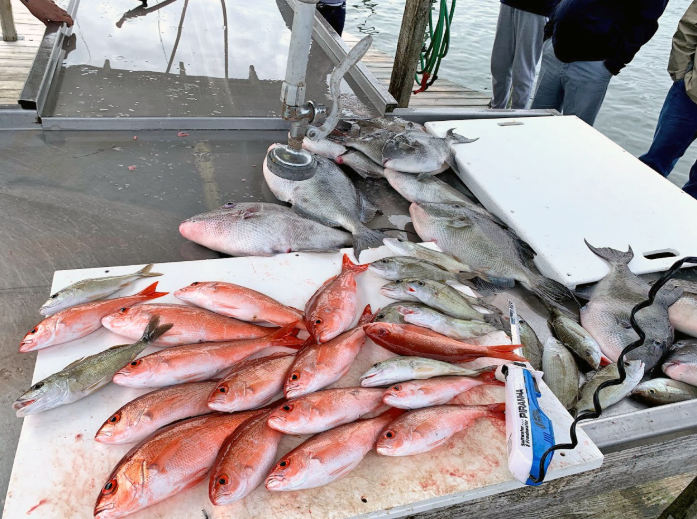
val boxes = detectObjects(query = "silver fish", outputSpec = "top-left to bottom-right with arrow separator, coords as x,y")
631,378 -> 697,406
372,302 -> 429,324
368,256 -> 470,283
346,117 -> 426,136
665,279 -> 697,337
335,150 -> 384,178
13,316 -> 172,417
359,355 -> 495,387
40,264 -> 162,316
549,307 -> 608,371
384,168 -> 472,204
501,316 -> 544,371
410,202 -> 574,308
383,238 -> 479,275
576,360 -> 644,415
663,340 -> 697,386
580,242 -> 682,371
302,137 -> 347,160
382,129 -> 478,179
380,279 -> 421,302
179,202 -> 351,257
263,148 -> 386,259
340,128 -> 394,165
398,305 -> 500,340
403,279 -> 493,322
542,337 -> 579,411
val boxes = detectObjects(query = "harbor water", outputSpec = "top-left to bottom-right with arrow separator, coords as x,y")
346,0 -> 695,188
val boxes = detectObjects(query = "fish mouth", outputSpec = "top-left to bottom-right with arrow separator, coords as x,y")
265,476 -> 287,490
19,339 -> 34,352
13,399 -> 36,417
94,502 -> 116,516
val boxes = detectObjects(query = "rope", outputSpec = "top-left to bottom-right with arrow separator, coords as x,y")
414,0 -> 456,94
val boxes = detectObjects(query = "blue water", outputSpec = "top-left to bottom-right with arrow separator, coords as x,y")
346,0 -> 695,188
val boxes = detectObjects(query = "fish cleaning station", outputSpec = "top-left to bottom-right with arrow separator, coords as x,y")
2,0 -> 697,518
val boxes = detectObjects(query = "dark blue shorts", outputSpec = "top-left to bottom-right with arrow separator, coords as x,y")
317,2 -> 346,36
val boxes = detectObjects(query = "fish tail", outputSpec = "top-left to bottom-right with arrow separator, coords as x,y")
351,229 -> 388,262
357,305 -> 374,326
487,345 -> 527,362
136,263 -> 164,278
584,240 -> 634,265
524,272 -> 576,310
140,315 -> 174,344
267,321 -> 305,348
446,128 -> 479,144
135,281 -> 169,300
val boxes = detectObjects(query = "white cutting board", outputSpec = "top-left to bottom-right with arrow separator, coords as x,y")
426,116 -> 697,288
3,247 -> 602,519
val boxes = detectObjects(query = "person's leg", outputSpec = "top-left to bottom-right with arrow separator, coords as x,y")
490,4 -> 516,109
530,39 -> 564,111
316,3 -> 346,36
640,80 -> 697,178
509,10 -> 546,109
559,60 -> 612,125
682,158 -> 697,199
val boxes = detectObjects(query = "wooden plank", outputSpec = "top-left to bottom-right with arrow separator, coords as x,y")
411,433 -> 697,519
0,0 -> 17,41
388,0 -> 431,107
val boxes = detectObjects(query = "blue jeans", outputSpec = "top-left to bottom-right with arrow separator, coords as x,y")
317,2 -> 346,36
531,39 -> 613,126
639,79 -> 697,199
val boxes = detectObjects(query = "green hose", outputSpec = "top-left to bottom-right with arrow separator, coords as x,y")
414,0 -> 456,94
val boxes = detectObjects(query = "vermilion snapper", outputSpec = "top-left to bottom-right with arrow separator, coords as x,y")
20,282 -> 168,352
94,381 -> 217,444
174,281 -> 305,327
284,304 -> 373,399
209,409 -> 283,505
93,411 -> 261,519
376,403 -> 505,456
101,303 -> 272,346
305,254 -> 369,343
363,322 -> 526,362
265,408 -> 404,491
207,352 -> 296,412
111,322 -> 303,388
267,387 -> 386,435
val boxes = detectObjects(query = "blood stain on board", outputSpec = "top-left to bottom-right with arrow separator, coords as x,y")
26,499 -> 48,514
75,433 -> 83,441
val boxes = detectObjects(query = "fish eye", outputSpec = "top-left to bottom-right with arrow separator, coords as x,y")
216,475 -> 229,486
380,259 -> 387,263
417,281 -> 425,286
223,202 -> 236,208
290,372 -> 300,381
281,404 -> 293,412
102,479 -> 118,495
395,279 -> 402,284
315,319 -> 322,325
384,430 -> 395,439
377,313 -> 385,319
191,282 -> 199,286
49,294 -> 57,299
32,381 -> 44,390
130,359 -> 142,367
453,204 -> 460,208
29,328 -> 37,334
392,385 -> 401,391
119,308 -> 129,314
218,386 -> 227,393
649,389 -> 656,395
278,459 -> 290,468
109,412 -> 121,423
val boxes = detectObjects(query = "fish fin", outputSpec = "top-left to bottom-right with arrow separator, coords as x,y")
488,345 -> 527,362
267,321 -> 305,348
140,316 -> 174,344
477,303 -> 505,328
358,191 -> 380,224
584,240 -> 634,265
445,150 -> 461,175
427,437 -> 449,449
135,282 -> 169,300
358,305 -> 374,326
455,271 -> 487,283
327,461 -> 358,478
599,356 -> 612,367
292,204 -> 342,228
62,356 -> 88,371
574,283 -> 596,301
416,172 -> 433,181
136,263 -> 163,278
148,439 -> 183,473
351,167 -> 370,179
524,272 -> 576,308
351,229 -> 387,262
446,128 -> 479,145
657,285 -> 684,307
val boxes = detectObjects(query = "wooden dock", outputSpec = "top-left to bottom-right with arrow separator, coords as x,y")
0,0 -> 43,106
343,31 -> 490,109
